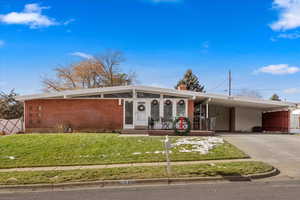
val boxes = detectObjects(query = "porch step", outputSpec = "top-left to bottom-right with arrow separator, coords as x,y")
120,129 -> 215,136
120,129 -> 149,135
134,125 -> 148,130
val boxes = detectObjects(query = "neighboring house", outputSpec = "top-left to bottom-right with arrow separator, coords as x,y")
290,108 -> 300,134
16,85 -> 298,133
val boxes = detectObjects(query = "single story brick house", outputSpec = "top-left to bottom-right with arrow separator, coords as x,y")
16,85 -> 298,133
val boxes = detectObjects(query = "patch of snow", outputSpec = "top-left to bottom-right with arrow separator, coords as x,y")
172,137 -> 224,155
3,156 -> 15,160
132,152 -> 142,155
79,155 -> 90,158
152,150 -> 172,154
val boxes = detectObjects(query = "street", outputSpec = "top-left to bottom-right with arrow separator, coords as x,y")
1,180 -> 300,200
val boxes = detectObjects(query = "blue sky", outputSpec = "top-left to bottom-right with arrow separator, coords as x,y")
1,0 -> 300,101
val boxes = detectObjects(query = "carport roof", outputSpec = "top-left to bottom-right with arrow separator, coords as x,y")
16,85 -> 296,109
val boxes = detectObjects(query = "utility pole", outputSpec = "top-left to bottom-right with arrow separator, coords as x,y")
228,70 -> 232,96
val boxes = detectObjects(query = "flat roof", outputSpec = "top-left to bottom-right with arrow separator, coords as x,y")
16,85 -> 296,109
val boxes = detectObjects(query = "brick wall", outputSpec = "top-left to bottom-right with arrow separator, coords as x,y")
24,99 -> 123,133
262,111 -> 290,132
188,100 -> 194,128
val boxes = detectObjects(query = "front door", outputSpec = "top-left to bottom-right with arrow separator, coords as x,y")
135,101 -> 148,127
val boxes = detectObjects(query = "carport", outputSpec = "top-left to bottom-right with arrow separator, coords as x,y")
192,94 -> 296,133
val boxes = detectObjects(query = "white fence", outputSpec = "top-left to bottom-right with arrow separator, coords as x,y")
0,118 -> 23,135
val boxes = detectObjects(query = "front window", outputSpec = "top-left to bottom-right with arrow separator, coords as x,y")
164,100 -> 173,121
151,100 -> 160,121
137,92 -> 160,98
176,100 -> 186,117
125,101 -> 133,125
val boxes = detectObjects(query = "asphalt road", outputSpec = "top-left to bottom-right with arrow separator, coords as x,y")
1,180 -> 300,200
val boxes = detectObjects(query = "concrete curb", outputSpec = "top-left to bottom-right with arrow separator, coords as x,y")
0,168 -> 279,192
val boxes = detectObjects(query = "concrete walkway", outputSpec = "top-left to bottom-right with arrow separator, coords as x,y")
0,159 -> 254,173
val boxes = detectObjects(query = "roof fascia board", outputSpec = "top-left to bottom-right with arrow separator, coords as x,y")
15,85 -> 297,108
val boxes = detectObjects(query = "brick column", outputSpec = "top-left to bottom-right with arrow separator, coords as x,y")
188,100 -> 195,130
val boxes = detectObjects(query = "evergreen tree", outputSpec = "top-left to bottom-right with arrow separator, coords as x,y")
0,90 -> 23,119
270,93 -> 281,101
175,69 -> 205,92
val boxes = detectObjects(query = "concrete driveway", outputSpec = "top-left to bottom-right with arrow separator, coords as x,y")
222,134 -> 300,179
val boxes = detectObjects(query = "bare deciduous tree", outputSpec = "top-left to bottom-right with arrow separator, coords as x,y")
42,50 -> 136,92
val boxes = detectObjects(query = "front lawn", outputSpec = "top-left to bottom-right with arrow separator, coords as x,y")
0,161 -> 273,185
0,134 -> 248,168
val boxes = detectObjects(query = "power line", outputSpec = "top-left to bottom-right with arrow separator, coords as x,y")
208,70 -> 299,95
208,78 -> 227,91
231,88 -> 290,91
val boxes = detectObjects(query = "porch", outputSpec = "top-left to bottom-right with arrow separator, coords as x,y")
193,96 -> 293,133
122,95 -> 290,134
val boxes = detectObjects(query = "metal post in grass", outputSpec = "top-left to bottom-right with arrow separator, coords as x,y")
164,135 -> 172,176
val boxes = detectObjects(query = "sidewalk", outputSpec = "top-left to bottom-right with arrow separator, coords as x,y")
0,158 -> 254,173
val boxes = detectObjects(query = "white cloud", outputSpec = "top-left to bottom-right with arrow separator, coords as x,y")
0,40 -> 4,47
0,3 -> 57,29
70,52 -> 94,59
256,64 -> 300,75
270,0 -> 300,31
24,3 -> 49,13
284,88 -> 300,94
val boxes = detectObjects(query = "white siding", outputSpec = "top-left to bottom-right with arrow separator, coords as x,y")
235,107 -> 262,132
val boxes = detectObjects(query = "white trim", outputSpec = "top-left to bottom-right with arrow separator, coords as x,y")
206,103 -> 209,119
16,85 -> 296,109
159,94 -> 164,119
185,99 -> 188,117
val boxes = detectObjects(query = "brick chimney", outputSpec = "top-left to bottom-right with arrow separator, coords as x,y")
177,84 -> 187,91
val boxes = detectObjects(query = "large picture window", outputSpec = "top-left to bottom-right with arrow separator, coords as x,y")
164,100 -> 173,121
125,101 -> 133,125
176,100 -> 186,117
151,100 -> 160,121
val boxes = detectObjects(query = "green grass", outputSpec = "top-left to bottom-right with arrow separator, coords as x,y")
0,134 -> 248,169
0,162 -> 273,185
